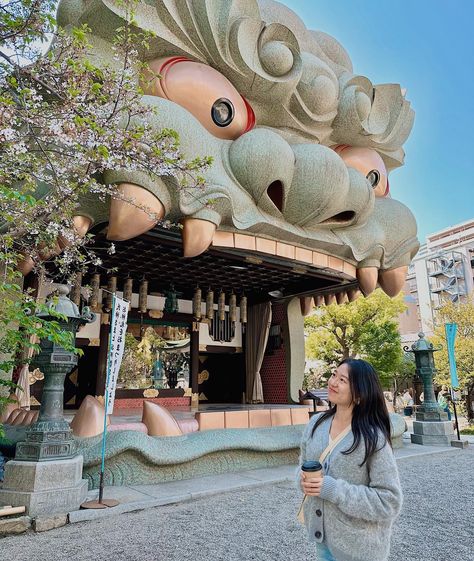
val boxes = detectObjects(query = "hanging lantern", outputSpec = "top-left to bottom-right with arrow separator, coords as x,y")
229,292 -> 237,323
123,277 -> 133,310
218,290 -> 226,321
206,289 -> 214,320
139,279 -> 148,314
89,273 -> 101,312
70,272 -> 82,306
240,295 -> 247,324
105,275 -> 117,311
193,286 -> 202,320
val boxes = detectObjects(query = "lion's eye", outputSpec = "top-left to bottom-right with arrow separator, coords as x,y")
333,145 -> 389,197
141,57 -> 255,140
211,98 -> 234,127
366,169 -> 380,188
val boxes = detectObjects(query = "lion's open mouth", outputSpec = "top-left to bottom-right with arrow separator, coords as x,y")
320,211 -> 356,225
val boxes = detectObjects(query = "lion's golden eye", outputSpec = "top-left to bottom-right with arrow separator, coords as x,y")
141,57 -> 255,140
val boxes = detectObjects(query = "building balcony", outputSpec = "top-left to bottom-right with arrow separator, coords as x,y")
429,269 -> 464,278
430,285 -> 467,295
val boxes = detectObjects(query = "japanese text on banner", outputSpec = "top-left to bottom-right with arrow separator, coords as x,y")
105,296 -> 129,413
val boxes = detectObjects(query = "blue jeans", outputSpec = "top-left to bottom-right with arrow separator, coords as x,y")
315,542 -> 337,561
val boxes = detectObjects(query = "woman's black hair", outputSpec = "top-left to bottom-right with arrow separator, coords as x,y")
311,358 -> 392,466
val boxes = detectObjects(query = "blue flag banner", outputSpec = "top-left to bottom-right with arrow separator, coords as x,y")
444,323 -> 459,388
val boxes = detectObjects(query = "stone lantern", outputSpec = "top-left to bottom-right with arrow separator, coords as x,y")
15,286 -> 95,461
406,333 -> 455,446
0,286 -> 95,516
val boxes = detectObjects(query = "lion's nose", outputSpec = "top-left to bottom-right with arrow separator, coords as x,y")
228,128 -> 295,216
284,144 -> 374,228
229,130 -> 373,229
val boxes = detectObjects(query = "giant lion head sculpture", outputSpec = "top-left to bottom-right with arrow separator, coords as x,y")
57,0 -> 418,298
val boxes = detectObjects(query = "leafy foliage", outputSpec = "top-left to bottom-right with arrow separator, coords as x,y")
305,289 -> 407,387
431,299 -> 474,422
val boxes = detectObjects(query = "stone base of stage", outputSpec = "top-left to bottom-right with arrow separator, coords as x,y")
77,426 -> 303,489
77,414 -> 407,489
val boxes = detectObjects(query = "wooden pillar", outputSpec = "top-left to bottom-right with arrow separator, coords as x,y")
191,322 -> 199,394
241,323 -> 247,402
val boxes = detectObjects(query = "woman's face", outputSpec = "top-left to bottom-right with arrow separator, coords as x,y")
327,363 -> 353,407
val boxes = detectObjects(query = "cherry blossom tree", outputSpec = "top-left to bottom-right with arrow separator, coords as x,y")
0,0 -> 211,420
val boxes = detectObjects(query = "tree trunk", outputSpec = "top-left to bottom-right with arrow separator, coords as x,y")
466,383 -> 474,423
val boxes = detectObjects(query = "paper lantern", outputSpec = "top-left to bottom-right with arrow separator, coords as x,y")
105,276 -> 117,311
229,292 -> 237,323
70,272 -> 82,306
218,291 -> 226,321
240,295 -> 247,324
206,289 -> 214,320
193,286 -> 202,320
89,273 -> 101,311
123,277 -> 133,310
139,279 -> 148,313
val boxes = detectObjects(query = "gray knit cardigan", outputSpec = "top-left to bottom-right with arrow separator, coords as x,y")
297,413 -> 403,561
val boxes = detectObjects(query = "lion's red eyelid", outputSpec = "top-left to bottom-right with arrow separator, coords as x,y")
159,56 -> 189,74
384,178 -> 390,196
242,96 -> 255,133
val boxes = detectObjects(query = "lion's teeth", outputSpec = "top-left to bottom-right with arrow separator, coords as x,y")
336,292 -> 348,305
58,215 -> 92,249
300,296 -> 313,316
17,256 -> 35,276
324,293 -> 336,306
182,218 -> 216,258
356,267 -> 378,296
107,183 -> 164,241
72,215 -> 92,238
313,295 -> 325,307
378,266 -> 407,297
347,288 -> 362,302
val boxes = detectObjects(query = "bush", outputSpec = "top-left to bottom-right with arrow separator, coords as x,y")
460,426 -> 474,435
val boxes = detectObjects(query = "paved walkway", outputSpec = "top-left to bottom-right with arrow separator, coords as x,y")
2,440 -> 472,561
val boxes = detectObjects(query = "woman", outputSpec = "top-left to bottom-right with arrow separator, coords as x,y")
298,359 -> 402,561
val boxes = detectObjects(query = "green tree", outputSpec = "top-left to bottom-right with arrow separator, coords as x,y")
431,299 -> 474,423
305,289 -> 406,388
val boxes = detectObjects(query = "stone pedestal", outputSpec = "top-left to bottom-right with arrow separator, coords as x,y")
411,419 -> 455,446
0,456 -> 88,516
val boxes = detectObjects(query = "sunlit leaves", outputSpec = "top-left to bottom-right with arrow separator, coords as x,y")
304,290 -> 407,387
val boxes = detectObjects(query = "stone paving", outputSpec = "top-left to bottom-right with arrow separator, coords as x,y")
1,441 -> 472,561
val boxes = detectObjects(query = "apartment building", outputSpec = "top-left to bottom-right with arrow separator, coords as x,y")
398,219 -> 474,344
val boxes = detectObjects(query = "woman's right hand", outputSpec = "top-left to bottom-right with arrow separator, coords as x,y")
300,471 -> 323,496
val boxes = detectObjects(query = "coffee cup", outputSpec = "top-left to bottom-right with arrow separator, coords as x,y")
301,460 -> 323,481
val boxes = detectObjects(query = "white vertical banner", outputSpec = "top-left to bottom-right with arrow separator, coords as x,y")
105,295 -> 129,414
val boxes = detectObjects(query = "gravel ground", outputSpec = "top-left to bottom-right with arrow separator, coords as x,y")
2,448 -> 473,561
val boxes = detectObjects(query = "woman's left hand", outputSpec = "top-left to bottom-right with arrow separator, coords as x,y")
300,472 -> 324,496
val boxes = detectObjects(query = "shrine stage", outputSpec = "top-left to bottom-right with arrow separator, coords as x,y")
79,402 -> 310,425
64,402 -> 308,489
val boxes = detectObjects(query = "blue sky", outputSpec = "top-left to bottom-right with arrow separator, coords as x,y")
285,0 -> 474,242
